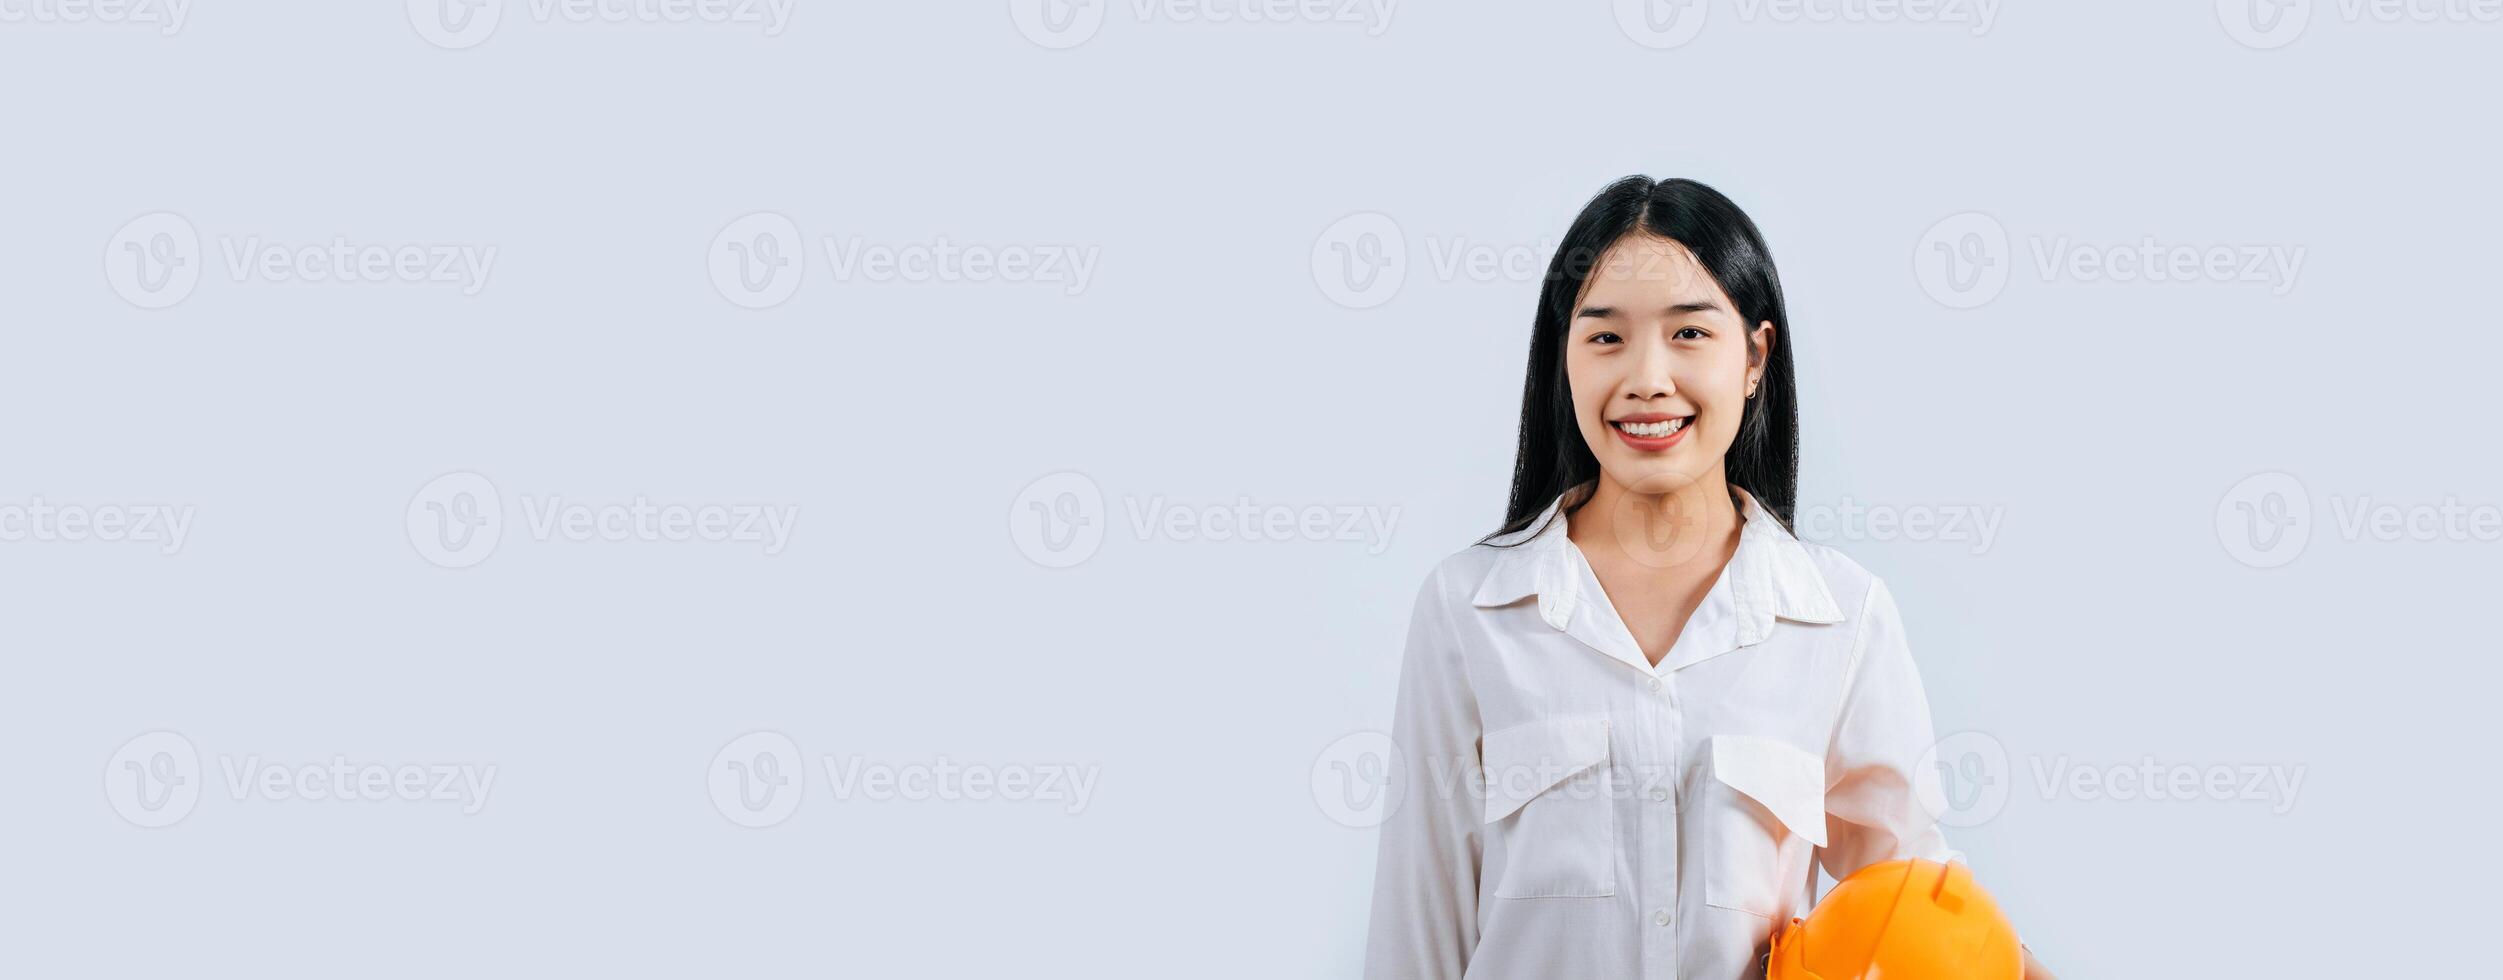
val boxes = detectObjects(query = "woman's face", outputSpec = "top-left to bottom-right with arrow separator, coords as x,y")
1564,234 -> 1773,498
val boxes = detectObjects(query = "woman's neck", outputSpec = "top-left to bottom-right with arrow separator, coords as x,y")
1568,469 -> 1743,568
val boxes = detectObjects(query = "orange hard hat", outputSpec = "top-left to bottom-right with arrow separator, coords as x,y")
1765,859 -> 2023,980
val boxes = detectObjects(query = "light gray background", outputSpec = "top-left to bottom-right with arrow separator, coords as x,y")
4,1 -> 2497,977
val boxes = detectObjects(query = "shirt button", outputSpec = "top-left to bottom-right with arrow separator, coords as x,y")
1654,909 -> 1672,927
1652,787 -> 1670,803
1647,677 -> 1662,693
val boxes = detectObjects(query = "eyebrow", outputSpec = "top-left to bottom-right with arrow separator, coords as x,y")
1574,300 -> 1725,319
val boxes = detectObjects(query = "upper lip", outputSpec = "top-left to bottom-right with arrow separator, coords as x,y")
1610,412 -> 1692,424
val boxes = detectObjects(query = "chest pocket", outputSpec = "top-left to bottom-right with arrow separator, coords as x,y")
1480,716 -> 1615,899
1703,734 -> 1828,919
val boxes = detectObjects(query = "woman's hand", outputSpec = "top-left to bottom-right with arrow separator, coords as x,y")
2021,944 -> 2057,980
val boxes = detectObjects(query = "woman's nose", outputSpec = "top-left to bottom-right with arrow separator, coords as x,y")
1625,344 -> 1677,399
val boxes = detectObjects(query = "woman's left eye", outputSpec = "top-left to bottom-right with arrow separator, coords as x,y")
1674,327 -> 1707,341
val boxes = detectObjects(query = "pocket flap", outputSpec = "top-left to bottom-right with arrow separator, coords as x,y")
1479,716 -> 1610,825
1710,734 -> 1829,847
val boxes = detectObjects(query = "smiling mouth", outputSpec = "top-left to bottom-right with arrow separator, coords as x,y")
1611,416 -> 1691,439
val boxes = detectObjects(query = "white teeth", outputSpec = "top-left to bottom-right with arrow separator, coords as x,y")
1618,418 -> 1687,438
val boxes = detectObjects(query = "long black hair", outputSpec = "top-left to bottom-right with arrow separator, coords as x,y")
1484,176 -> 1800,544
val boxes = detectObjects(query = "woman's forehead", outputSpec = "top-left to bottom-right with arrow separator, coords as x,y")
1577,235 -> 1731,312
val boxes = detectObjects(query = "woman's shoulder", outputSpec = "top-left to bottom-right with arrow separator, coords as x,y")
1394,524 -> 1553,618
1781,531 -> 1890,618
1413,540 -> 1513,600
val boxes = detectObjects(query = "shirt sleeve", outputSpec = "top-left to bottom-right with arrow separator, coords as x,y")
1818,577 -> 1965,882
1362,566 -> 1484,980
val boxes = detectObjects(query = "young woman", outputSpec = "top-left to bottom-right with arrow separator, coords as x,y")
1361,177 -> 2052,980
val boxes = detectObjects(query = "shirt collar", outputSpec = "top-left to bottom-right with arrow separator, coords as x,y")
1471,483 -> 1844,660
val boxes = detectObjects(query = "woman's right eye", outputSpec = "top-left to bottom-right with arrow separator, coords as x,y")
1589,332 -> 1621,345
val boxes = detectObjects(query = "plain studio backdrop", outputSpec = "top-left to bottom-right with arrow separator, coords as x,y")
2,2 -> 2495,977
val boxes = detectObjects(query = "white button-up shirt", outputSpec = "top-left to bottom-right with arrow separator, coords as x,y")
1363,487 -> 1961,980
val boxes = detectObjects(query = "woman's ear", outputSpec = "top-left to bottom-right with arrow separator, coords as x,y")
1747,321 -> 1776,399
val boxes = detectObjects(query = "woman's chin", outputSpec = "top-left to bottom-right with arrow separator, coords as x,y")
1600,459 -> 1710,496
